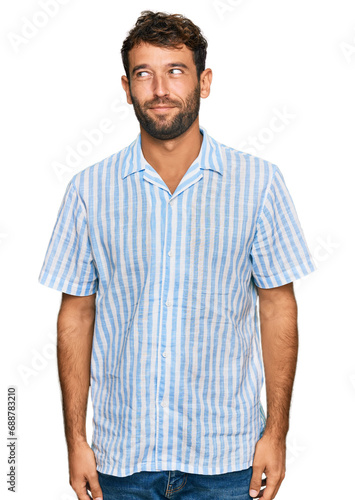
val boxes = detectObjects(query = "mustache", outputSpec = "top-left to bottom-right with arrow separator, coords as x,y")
146,100 -> 181,109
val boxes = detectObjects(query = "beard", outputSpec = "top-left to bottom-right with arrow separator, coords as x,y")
129,82 -> 201,141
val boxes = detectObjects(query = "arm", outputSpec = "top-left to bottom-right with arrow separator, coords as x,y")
259,281 -> 298,439
249,282 -> 297,500
57,292 -> 103,500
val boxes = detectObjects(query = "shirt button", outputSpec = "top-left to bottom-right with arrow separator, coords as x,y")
162,351 -> 167,358
168,250 -> 172,257
165,300 -> 172,307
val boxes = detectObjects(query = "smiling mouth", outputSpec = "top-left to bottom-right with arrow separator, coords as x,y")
150,106 -> 176,111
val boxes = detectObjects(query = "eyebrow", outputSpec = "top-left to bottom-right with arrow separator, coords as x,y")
131,62 -> 189,75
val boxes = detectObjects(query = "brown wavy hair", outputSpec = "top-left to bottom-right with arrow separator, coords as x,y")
121,10 -> 208,81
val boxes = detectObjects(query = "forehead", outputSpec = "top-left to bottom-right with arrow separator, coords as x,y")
128,42 -> 194,72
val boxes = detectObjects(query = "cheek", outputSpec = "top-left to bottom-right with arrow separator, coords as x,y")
131,92 -> 151,109
130,82 -> 151,99
172,79 -> 198,99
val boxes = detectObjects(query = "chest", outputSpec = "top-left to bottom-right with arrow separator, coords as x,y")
89,177 -> 257,289
159,171 -> 186,195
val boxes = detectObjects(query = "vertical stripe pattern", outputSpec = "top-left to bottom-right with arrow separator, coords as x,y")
38,126 -> 316,477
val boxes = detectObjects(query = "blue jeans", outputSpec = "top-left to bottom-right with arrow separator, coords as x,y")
97,466 -> 254,499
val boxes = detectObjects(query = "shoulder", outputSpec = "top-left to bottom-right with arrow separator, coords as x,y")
209,133 -> 279,185
68,141 -> 133,193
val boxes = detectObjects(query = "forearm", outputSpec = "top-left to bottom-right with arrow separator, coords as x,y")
57,309 -> 95,453
259,296 -> 298,440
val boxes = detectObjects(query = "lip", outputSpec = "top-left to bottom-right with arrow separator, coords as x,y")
150,106 -> 176,112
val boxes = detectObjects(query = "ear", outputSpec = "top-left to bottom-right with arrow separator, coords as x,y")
121,75 -> 133,105
200,68 -> 213,99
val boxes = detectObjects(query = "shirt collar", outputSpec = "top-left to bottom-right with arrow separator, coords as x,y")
121,125 -> 223,179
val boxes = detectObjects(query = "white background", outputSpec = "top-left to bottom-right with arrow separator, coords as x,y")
1,0 -> 354,499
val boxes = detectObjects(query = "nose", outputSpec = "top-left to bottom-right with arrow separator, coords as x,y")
152,74 -> 170,97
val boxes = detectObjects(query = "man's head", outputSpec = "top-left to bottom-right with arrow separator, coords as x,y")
121,11 -> 212,140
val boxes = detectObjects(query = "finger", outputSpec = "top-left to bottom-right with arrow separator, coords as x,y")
74,483 -> 92,500
249,466 -> 264,498
270,474 -> 285,499
86,471 -> 103,500
70,478 -> 92,500
263,469 -> 285,500
254,477 -> 267,496
257,478 -> 279,500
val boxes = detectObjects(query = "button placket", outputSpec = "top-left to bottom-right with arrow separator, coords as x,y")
163,199 -> 174,368
156,194 -> 174,468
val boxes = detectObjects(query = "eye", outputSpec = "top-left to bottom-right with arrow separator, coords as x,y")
136,71 -> 149,77
170,68 -> 183,74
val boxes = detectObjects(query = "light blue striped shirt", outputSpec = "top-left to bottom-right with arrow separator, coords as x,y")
38,126 -> 316,477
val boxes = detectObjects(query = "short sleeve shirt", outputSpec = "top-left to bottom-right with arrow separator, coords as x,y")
38,126 -> 316,477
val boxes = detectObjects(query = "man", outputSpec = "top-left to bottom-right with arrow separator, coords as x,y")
38,10 -> 316,500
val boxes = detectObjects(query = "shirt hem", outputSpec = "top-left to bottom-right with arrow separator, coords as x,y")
38,271 -> 97,296
253,260 -> 316,289
95,457 -> 255,478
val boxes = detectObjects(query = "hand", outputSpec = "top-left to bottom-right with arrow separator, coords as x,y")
68,441 -> 103,500
249,433 -> 286,499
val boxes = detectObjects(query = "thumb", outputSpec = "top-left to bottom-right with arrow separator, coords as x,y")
249,468 -> 262,498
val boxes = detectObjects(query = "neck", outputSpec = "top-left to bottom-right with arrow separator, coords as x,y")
140,119 -> 203,175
